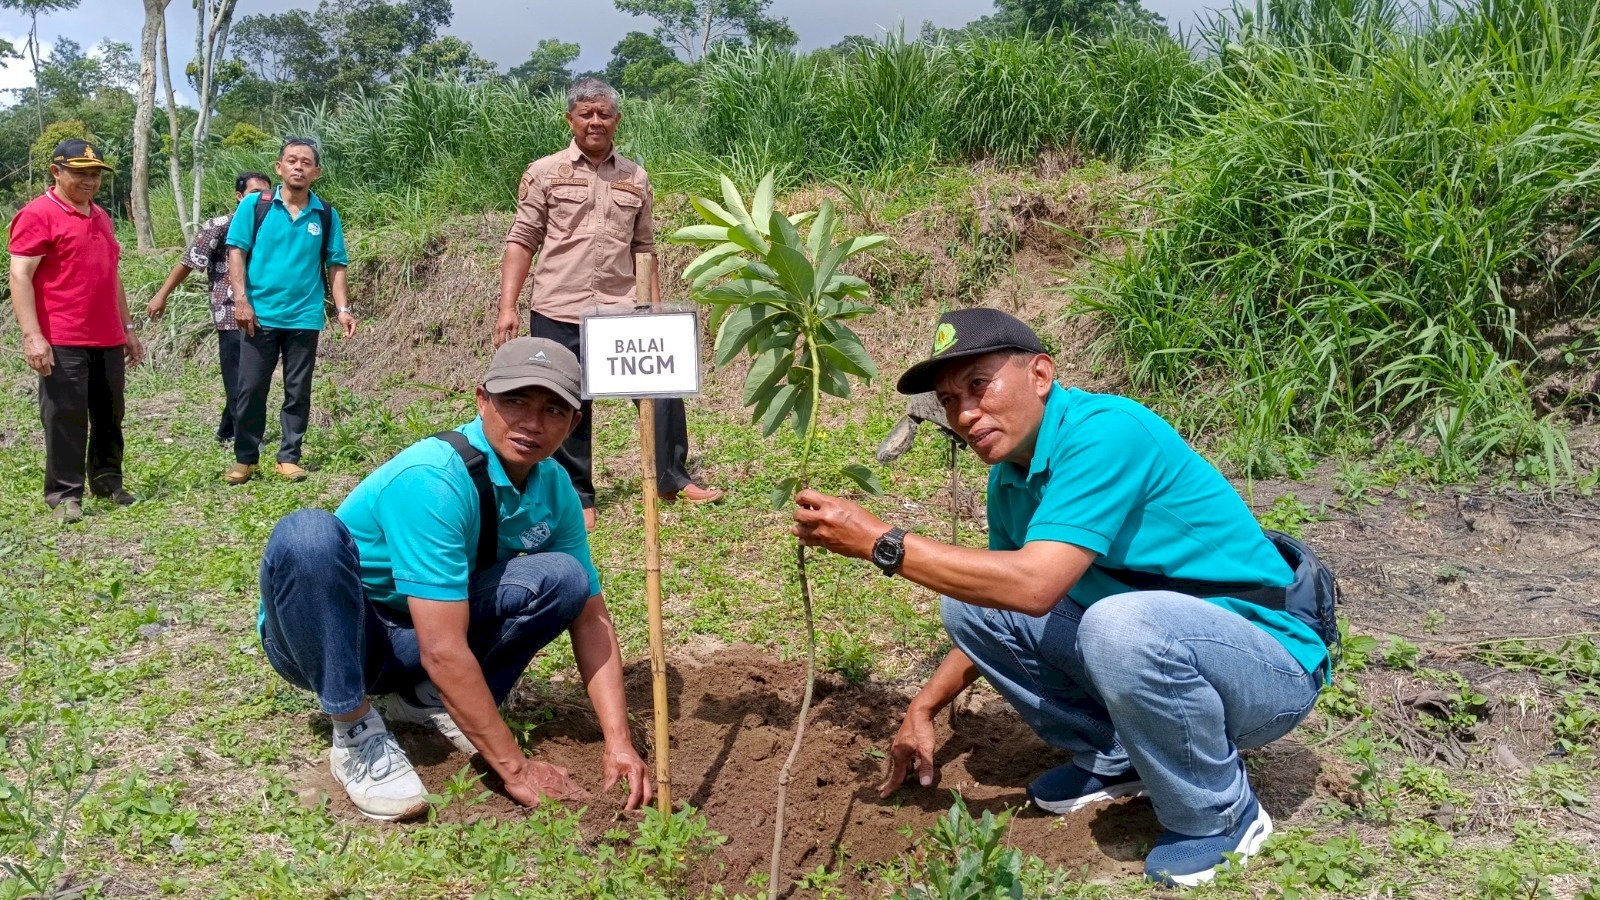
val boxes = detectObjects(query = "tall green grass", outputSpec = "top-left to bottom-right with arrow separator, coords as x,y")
1082,0 -> 1600,480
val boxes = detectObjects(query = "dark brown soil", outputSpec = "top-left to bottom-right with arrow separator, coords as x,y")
303,646 -> 1327,897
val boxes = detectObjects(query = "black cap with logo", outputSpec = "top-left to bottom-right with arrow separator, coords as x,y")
51,139 -> 116,173
896,308 -> 1048,395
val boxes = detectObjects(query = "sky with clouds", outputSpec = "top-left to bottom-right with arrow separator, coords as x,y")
0,0 -> 1226,102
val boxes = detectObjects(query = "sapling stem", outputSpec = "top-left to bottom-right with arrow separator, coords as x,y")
769,337 -> 823,900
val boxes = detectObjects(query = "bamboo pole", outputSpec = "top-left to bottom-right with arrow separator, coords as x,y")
635,252 -> 672,813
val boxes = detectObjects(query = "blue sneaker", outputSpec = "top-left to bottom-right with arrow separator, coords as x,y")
1026,763 -> 1147,814
1144,795 -> 1274,887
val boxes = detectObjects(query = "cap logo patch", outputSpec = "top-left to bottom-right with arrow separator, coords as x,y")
933,323 -> 957,355
528,351 -> 549,365
84,145 -> 97,159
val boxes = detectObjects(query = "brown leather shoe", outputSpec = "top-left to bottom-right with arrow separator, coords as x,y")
224,463 -> 257,485
275,462 -> 308,482
664,483 -> 725,505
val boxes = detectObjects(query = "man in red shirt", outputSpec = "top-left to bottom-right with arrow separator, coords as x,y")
7,139 -> 144,523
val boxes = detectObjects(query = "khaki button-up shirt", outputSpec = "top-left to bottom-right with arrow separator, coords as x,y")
506,140 -> 656,323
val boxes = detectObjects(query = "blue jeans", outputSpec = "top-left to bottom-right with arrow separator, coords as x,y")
943,591 -> 1320,836
259,509 -> 591,715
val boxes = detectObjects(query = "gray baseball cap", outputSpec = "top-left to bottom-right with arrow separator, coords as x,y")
483,337 -> 581,409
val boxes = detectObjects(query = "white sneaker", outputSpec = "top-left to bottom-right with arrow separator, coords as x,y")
378,688 -> 477,755
330,731 -> 429,821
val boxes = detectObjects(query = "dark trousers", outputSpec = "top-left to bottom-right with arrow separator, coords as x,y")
39,345 -> 125,506
215,329 -> 242,443
258,510 -> 590,714
234,327 -> 319,465
529,312 -> 692,507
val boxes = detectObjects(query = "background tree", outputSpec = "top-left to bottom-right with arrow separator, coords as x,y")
507,38 -> 579,94
992,0 -> 1163,36
318,0 -> 452,95
131,0 -> 170,251
0,0 -> 82,140
186,0 -> 240,236
614,0 -> 797,62
410,35 -> 498,81
227,9 -> 327,113
603,31 -> 693,99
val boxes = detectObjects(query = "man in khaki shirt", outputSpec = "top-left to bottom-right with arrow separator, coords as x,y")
497,78 -> 722,529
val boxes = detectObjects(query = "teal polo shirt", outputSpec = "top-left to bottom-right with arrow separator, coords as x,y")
333,418 -> 602,611
224,188 -> 348,330
988,385 -> 1329,679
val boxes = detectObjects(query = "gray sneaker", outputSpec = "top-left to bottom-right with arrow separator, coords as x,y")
378,687 -> 476,755
330,731 -> 428,822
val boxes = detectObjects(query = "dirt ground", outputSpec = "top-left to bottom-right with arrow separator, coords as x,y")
298,479 -> 1600,897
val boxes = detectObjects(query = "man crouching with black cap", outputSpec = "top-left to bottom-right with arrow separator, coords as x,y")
792,309 -> 1329,886
258,338 -> 650,821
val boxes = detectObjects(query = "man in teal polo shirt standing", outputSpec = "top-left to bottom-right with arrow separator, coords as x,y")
792,309 -> 1328,887
256,337 -> 650,820
223,137 -> 356,484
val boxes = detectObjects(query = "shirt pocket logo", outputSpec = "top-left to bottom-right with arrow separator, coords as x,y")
308,221 -> 322,237
519,522 -> 552,549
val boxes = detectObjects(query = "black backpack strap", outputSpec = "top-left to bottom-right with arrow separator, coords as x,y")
432,431 -> 497,573
316,203 -> 333,301
250,191 -> 272,242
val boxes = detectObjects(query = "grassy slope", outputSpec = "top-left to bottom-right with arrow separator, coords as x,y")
3,167 -> 1599,897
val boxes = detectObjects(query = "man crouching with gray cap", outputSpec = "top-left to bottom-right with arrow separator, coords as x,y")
793,309 -> 1330,887
257,337 -> 650,821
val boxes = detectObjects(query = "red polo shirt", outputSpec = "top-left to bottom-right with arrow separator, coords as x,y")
8,188 -> 125,347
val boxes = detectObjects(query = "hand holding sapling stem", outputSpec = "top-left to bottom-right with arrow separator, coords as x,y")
792,489 -> 888,559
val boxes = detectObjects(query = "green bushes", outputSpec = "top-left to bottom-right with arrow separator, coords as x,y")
1084,0 -> 1600,479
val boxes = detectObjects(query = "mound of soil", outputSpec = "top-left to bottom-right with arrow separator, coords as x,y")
301,647 -> 1326,896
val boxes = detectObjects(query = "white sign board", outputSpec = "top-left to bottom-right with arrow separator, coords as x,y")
580,311 -> 702,399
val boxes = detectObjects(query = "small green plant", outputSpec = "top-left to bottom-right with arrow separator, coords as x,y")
673,173 -> 886,900
900,795 -> 1025,900
1316,675 -> 1371,719
1380,638 -> 1421,671
1264,828 -> 1380,896
1524,763 -> 1590,809
821,630 -> 876,685
1389,822 -> 1454,862
1397,760 -> 1470,808
1258,492 -> 1320,538
1553,692 -> 1600,753
1341,737 -> 1399,821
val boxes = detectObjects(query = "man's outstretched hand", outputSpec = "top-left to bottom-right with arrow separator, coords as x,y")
877,707 -> 940,798
601,742 -> 653,811
502,758 -> 590,808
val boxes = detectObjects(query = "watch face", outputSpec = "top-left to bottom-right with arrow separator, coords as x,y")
873,531 -> 903,570
873,541 -> 894,567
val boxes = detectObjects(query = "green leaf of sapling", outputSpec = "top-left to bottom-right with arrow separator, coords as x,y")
769,475 -> 800,510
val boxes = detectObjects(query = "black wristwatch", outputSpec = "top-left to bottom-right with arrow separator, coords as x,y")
871,527 -> 906,577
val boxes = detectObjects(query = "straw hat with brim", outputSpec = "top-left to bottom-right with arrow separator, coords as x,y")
51,139 -> 116,173
896,308 -> 1048,395
482,337 -> 582,409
